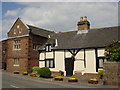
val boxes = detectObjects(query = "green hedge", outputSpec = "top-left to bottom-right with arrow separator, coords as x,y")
32,67 -> 41,74
39,67 -> 51,78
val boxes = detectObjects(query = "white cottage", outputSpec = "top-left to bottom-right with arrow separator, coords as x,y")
39,16 -> 119,76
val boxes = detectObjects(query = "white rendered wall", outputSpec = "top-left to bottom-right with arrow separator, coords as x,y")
50,51 -> 66,75
46,51 -> 53,58
74,50 -> 84,74
39,61 -> 45,67
98,49 -> 105,57
39,53 -> 45,60
65,51 -> 72,58
84,49 -> 96,73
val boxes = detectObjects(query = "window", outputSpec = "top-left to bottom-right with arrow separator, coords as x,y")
45,59 -> 54,68
19,28 -> 22,33
46,44 -> 52,52
98,57 -> 104,68
14,29 -> 16,34
17,25 -> 20,28
99,59 -> 104,68
33,44 -> 40,50
14,58 -> 19,66
13,40 -> 21,50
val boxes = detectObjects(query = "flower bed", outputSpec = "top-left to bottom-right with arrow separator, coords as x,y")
68,78 -> 78,82
54,76 -> 63,81
30,73 -> 37,77
13,70 -> 20,74
23,72 -> 28,75
88,78 -> 98,84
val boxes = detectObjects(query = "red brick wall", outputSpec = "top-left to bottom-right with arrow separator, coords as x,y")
7,58 -> 28,73
7,37 -> 29,72
8,18 -> 29,37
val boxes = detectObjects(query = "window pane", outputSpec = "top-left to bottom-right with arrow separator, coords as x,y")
46,60 -> 49,67
50,60 -> 53,67
99,59 -> 103,67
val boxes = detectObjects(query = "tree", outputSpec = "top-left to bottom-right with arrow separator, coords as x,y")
105,40 -> 120,62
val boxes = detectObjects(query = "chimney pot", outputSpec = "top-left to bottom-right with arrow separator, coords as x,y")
83,16 -> 87,21
80,17 -> 83,21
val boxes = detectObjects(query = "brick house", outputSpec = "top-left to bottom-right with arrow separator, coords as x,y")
2,18 -> 54,73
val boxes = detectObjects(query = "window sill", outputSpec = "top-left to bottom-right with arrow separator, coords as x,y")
13,49 -> 21,51
13,65 -> 19,66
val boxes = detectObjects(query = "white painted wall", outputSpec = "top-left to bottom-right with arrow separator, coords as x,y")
98,49 -> 105,57
39,61 -> 45,67
39,53 -> 45,60
50,51 -> 66,75
84,49 -> 96,73
65,51 -> 72,58
74,50 -> 84,74
46,51 -> 53,58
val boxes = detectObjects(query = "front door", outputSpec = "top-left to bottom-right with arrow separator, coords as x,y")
65,58 -> 74,76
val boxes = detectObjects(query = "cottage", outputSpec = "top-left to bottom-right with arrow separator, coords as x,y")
39,16 -> 119,76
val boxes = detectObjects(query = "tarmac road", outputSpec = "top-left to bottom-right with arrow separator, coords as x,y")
2,71 -> 119,89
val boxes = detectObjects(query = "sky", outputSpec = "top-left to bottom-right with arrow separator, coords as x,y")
1,0 -> 120,40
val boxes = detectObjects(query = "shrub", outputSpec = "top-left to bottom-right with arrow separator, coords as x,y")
32,66 -> 41,74
98,70 -> 103,75
105,40 -> 120,62
39,67 -> 51,78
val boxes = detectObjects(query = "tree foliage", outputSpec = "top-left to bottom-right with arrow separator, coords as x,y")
105,40 -> 120,62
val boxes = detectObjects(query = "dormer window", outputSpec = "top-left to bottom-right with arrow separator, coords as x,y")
46,44 -> 52,52
14,29 -> 16,34
19,28 -> 22,33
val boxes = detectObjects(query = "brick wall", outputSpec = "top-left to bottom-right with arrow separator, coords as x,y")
7,58 -> 28,73
103,62 -> 120,86
7,37 -> 29,72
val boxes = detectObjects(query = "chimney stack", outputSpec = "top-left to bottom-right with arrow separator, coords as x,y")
77,16 -> 90,31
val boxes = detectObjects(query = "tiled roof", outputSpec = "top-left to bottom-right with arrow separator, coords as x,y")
50,26 -> 119,49
27,25 -> 54,38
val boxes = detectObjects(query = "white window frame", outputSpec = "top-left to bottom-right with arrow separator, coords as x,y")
13,40 -> 21,50
13,58 -> 19,66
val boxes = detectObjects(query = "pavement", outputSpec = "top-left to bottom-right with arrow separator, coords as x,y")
2,71 -> 119,89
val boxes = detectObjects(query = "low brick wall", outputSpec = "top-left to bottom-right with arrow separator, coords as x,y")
103,62 -> 120,86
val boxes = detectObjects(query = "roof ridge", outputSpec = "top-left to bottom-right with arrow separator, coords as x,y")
52,25 -> 120,35
90,25 -> 120,30
27,24 -> 54,33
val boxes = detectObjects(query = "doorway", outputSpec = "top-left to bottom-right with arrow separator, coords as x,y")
65,58 -> 74,76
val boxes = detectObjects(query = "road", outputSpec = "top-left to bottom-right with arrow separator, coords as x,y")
2,71 -> 119,89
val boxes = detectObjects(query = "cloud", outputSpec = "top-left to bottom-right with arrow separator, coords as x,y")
4,8 -> 22,17
2,2 -> 118,39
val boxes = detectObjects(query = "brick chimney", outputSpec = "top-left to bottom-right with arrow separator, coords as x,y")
77,16 -> 90,30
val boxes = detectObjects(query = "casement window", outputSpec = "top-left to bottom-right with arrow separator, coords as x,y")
45,59 -> 54,68
98,57 -> 104,68
14,58 -> 19,66
14,29 -> 16,34
13,40 -> 21,50
46,44 -> 52,52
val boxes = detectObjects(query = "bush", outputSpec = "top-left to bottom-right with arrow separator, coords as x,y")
39,67 -> 51,78
98,70 -> 103,75
32,66 -> 41,74
105,40 -> 120,62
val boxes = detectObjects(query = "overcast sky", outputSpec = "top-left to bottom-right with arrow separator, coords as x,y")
1,0 -> 120,40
